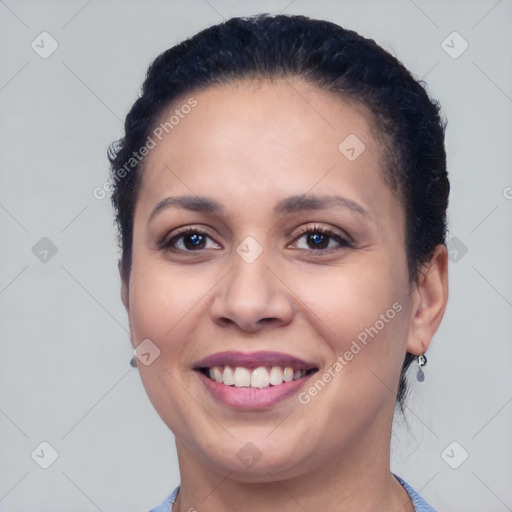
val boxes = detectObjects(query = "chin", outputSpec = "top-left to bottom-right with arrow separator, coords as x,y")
194,435 -> 316,482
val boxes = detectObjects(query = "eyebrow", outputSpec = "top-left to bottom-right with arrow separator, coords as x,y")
148,193 -> 370,223
274,194 -> 370,218
148,195 -> 226,223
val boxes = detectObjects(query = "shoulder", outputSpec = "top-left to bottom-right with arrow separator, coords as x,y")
146,485 -> 180,512
394,474 -> 438,512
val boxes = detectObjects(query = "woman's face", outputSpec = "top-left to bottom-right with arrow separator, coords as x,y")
124,79 -> 416,480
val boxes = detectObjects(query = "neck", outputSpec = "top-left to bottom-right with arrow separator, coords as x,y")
171,416 -> 414,512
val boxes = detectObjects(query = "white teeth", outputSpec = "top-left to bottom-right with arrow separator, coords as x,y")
234,367 -> 251,387
251,367 -> 270,388
211,366 -> 223,383
222,366 -> 235,386
269,366 -> 284,385
283,367 -> 294,382
206,365 -> 309,388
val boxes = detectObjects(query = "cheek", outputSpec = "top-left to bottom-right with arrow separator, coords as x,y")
287,257 -> 409,391
290,266 -> 408,423
298,262 -> 403,338
127,261 -> 204,354
126,262 -> 208,431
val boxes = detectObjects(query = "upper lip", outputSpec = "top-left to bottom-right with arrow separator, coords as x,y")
193,351 -> 318,371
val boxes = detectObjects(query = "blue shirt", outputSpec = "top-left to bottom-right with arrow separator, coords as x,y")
147,474 -> 437,511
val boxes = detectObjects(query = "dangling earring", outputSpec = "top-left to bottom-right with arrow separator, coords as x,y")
416,354 -> 427,382
130,349 -> 137,368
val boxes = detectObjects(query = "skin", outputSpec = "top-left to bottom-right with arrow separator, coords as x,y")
120,78 -> 448,512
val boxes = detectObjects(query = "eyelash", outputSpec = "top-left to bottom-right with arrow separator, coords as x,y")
158,225 -> 354,255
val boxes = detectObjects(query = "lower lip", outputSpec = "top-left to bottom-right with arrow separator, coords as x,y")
196,370 -> 315,410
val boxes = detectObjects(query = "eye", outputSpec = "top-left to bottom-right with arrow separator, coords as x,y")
158,227 -> 221,252
158,225 -> 353,255
290,224 -> 354,254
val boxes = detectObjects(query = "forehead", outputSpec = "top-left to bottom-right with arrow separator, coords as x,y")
135,79 -> 400,227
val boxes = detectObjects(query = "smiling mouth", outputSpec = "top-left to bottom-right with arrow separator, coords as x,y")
197,365 -> 318,389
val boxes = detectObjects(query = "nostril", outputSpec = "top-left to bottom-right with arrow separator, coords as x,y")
218,318 -> 235,328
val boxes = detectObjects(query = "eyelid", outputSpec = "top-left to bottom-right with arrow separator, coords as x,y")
289,224 -> 355,252
289,223 -> 353,243
157,225 -> 222,251
159,223 -> 355,253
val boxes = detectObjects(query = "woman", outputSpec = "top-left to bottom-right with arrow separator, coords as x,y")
108,14 -> 449,512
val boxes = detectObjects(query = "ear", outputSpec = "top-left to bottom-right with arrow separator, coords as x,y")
406,244 -> 449,355
119,259 -> 129,311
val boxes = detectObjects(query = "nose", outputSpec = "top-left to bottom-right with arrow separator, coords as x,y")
210,250 -> 295,333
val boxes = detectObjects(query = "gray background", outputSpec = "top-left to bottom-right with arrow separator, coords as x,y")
1,0 -> 511,511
